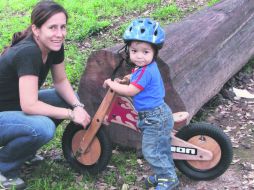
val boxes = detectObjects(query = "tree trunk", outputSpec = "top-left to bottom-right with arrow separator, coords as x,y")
161,0 -> 254,120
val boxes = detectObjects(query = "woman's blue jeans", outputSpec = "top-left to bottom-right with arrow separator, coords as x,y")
138,103 -> 177,179
0,89 -> 70,178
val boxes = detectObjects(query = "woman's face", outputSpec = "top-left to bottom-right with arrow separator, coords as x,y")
129,41 -> 155,67
33,12 -> 67,53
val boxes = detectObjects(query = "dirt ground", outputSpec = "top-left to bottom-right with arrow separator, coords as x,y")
177,68 -> 254,189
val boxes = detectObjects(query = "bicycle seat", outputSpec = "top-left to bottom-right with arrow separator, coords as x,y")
173,112 -> 189,130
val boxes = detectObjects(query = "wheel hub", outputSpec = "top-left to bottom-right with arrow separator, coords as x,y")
72,130 -> 101,165
187,135 -> 221,170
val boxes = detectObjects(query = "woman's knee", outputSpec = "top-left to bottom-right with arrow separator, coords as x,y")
32,117 -> 56,143
0,112 -> 55,145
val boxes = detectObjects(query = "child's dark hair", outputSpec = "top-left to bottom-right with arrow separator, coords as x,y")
2,1 -> 68,55
118,41 -> 159,68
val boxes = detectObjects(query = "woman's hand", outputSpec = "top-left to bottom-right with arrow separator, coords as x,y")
72,107 -> 91,128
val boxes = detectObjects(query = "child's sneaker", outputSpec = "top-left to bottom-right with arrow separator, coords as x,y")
155,178 -> 179,190
145,175 -> 158,189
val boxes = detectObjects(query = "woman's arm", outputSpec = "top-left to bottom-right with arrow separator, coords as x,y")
19,63 -> 90,127
51,63 -> 90,127
19,75 -> 70,119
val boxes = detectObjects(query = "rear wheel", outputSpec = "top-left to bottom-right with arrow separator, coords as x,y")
62,122 -> 112,174
174,122 -> 233,180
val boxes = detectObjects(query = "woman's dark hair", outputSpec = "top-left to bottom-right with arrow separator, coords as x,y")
2,1 -> 68,54
31,0 -> 68,29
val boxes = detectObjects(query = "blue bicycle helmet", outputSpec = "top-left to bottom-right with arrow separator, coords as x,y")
123,18 -> 165,49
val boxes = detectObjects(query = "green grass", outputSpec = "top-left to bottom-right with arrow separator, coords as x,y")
26,161 -> 94,190
152,3 -> 183,23
242,58 -> 254,75
64,44 -> 86,86
109,150 -> 138,184
0,0 -> 220,189
208,0 -> 221,6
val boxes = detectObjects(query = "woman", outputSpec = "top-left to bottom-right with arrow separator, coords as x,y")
0,1 -> 90,189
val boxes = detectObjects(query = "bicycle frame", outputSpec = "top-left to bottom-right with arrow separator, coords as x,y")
75,88 -> 213,162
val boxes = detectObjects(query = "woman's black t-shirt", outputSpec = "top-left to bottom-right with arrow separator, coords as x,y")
0,35 -> 64,111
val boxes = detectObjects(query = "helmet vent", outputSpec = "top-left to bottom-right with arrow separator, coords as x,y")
141,28 -> 145,33
129,27 -> 132,32
154,30 -> 158,36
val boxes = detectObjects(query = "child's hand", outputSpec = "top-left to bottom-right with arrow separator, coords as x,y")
114,78 -> 121,83
121,77 -> 130,84
103,78 -> 111,88
115,77 -> 129,84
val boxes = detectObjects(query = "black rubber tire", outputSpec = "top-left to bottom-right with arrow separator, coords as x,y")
174,122 -> 233,180
62,122 -> 112,174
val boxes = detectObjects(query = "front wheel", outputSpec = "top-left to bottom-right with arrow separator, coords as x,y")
62,122 -> 112,174
174,122 -> 233,180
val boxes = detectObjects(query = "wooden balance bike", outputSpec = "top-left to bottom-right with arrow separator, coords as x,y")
62,87 -> 233,180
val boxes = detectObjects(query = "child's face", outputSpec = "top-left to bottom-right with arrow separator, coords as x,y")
129,41 -> 155,67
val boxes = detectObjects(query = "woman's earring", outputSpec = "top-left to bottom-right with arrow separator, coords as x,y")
36,35 -> 39,40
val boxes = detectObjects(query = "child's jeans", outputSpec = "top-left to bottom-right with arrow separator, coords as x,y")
0,89 -> 70,178
138,103 -> 177,179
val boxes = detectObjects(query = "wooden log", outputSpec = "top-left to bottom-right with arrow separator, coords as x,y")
161,0 -> 254,119
78,0 -> 254,122
78,0 -> 254,150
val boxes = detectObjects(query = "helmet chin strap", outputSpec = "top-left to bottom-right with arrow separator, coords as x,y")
110,57 -> 125,81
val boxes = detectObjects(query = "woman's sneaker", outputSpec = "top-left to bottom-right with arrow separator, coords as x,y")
0,173 -> 7,183
25,154 -> 44,165
155,178 -> 179,190
145,175 -> 158,189
0,173 -> 26,190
